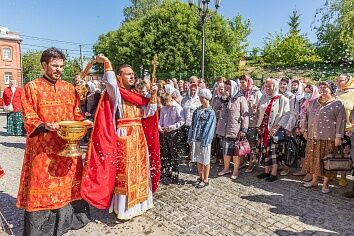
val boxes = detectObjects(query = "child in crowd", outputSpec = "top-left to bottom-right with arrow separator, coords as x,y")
159,93 -> 185,183
188,88 -> 216,188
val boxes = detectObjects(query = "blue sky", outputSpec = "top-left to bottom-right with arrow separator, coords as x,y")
0,0 -> 325,57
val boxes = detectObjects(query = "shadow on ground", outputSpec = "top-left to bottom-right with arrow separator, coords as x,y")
0,142 -> 25,150
0,191 -> 23,236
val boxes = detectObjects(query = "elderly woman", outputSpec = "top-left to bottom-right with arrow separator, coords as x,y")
335,74 -> 354,187
255,78 -> 290,182
215,80 -> 249,180
302,81 -> 346,193
238,75 -> 262,173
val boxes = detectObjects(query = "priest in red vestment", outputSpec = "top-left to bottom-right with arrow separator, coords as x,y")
81,54 -> 160,220
17,47 -> 90,236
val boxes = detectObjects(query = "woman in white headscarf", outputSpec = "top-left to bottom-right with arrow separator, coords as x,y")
215,80 -> 249,180
255,78 -> 290,182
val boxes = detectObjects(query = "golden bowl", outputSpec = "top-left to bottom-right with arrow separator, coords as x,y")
57,121 -> 89,157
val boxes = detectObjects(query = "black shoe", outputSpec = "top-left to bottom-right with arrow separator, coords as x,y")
343,190 -> 354,198
257,173 -> 270,179
192,178 -> 202,186
265,175 -> 278,182
195,180 -> 209,188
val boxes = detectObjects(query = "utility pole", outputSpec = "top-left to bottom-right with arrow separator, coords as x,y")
79,44 -> 84,71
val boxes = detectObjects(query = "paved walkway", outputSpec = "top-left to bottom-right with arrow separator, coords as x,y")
0,114 -> 354,236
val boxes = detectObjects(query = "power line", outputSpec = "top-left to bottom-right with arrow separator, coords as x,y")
22,43 -> 93,53
20,34 -> 94,46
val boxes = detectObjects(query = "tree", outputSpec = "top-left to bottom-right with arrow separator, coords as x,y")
314,0 -> 354,64
123,0 -> 161,22
94,0 -> 251,83
288,10 -> 301,35
22,51 -> 43,84
262,10 -> 321,66
22,50 -> 81,85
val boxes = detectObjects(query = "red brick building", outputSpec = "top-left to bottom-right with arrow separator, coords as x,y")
0,26 -> 22,100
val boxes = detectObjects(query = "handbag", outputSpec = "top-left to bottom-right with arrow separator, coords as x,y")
322,147 -> 353,171
3,89 -> 15,112
234,138 -> 251,157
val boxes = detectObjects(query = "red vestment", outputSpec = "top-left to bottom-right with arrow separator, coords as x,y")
81,88 -> 160,209
17,78 -> 84,212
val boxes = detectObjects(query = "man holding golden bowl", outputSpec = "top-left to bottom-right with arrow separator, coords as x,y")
17,47 -> 91,235
81,54 -> 161,220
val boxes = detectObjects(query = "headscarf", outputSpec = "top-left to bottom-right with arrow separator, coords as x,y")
198,88 -> 212,100
228,80 -> 243,109
340,75 -> 354,91
291,79 -> 304,100
300,85 -> 319,114
319,80 -> 337,95
164,84 -> 176,95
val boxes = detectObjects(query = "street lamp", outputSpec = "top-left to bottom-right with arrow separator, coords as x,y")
189,0 -> 220,80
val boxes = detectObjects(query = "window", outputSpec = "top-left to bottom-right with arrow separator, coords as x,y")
4,72 -> 13,85
3,48 -> 12,60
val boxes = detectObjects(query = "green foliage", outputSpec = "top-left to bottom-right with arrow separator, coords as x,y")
314,0 -> 354,64
94,0 -> 251,84
123,0 -> 161,22
262,11 -> 321,67
22,51 -> 42,85
22,51 -> 81,85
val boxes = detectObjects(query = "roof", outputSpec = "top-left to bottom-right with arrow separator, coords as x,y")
0,26 -> 22,41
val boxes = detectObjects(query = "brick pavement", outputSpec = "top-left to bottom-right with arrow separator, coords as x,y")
1,114 -> 354,236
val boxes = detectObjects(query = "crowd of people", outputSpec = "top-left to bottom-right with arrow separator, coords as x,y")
0,47 -> 353,235
151,73 -> 354,196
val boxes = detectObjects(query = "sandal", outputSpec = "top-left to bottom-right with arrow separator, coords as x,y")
303,182 -> 318,188
218,170 -> 231,176
303,173 -> 313,182
280,170 -> 289,176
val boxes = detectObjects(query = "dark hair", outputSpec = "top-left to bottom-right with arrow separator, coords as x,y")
117,64 -> 133,75
240,74 -> 251,81
40,47 -> 65,64
280,77 -> 289,84
224,80 -> 232,86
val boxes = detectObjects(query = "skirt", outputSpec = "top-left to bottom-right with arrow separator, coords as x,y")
6,111 -> 25,136
191,141 -> 211,165
303,139 -> 337,179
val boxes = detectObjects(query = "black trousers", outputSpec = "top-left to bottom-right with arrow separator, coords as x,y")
23,200 -> 90,236
160,130 -> 180,181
